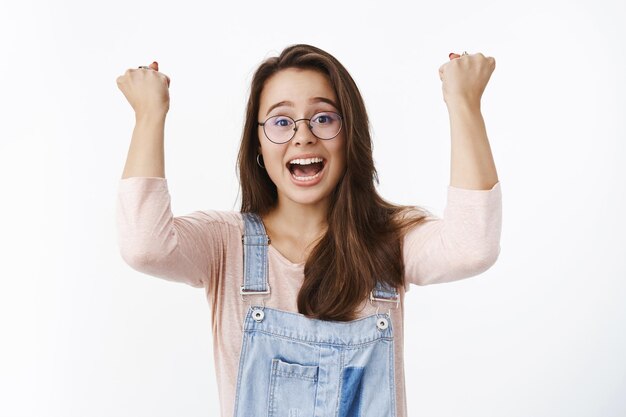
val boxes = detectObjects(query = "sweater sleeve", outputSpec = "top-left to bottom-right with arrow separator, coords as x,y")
115,177 -> 236,291
403,181 -> 502,290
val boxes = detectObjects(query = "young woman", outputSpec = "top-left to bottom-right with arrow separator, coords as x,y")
116,44 -> 501,417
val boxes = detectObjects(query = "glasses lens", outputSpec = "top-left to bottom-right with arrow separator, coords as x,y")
264,115 -> 295,143
310,112 -> 342,139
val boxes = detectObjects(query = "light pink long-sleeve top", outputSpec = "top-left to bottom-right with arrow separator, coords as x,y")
115,177 -> 502,417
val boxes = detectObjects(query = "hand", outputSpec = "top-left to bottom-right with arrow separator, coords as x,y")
439,52 -> 496,108
116,61 -> 171,117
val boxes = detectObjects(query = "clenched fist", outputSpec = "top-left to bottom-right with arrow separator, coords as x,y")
116,61 -> 171,117
439,52 -> 496,108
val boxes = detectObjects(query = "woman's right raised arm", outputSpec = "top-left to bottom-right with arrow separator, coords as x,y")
115,62 -> 220,290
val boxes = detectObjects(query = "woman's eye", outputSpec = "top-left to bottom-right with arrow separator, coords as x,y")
273,117 -> 292,127
314,113 -> 332,124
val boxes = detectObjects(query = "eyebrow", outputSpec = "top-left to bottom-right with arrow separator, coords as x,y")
265,97 -> 339,116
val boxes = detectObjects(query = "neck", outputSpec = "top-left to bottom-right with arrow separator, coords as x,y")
265,195 -> 330,242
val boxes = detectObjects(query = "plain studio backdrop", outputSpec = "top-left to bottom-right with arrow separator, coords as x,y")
1,0 -> 624,416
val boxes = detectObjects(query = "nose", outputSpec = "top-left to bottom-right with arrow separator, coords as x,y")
292,119 -> 317,146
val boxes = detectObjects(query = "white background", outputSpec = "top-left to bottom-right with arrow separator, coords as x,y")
1,0 -> 625,416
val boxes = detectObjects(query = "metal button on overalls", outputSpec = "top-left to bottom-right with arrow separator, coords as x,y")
376,317 -> 389,330
233,212 -> 399,417
252,308 -> 264,322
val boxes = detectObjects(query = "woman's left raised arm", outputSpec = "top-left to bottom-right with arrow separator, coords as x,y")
439,52 -> 498,190
402,53 -> 502,289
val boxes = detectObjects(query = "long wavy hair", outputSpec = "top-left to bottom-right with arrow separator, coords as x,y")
237,44 -> 434,321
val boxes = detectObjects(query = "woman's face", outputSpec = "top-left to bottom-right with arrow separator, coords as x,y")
257,67 -> 346,208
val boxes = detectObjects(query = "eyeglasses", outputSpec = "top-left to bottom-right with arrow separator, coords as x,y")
258,111 -> 343,144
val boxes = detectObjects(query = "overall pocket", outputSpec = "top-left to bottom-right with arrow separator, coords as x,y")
267,358 -> 319,417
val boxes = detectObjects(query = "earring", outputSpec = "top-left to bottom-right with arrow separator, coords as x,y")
256,154 -> 265,169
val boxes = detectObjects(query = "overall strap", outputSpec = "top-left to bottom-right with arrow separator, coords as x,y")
241,212 -> 270,295
241,212 -> 398,305
372,281 -> 399,302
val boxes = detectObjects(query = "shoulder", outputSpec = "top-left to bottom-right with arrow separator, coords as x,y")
191,209 -> 243,227
182,209 -> 245,237
392,206 -> 439,235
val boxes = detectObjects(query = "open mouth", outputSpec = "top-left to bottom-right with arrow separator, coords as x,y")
287,158 -> 326,181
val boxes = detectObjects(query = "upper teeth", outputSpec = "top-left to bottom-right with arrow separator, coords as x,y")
289,157 -> 323,165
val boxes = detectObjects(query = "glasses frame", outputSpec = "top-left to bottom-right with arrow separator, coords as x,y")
257,111 -> 343,144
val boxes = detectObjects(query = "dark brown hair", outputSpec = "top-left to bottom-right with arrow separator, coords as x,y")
237,44 -> 434,321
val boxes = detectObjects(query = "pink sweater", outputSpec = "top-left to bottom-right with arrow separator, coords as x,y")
116,177 -> 502,417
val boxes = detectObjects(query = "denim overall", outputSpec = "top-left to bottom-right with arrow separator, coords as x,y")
233,212 -> 399,417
